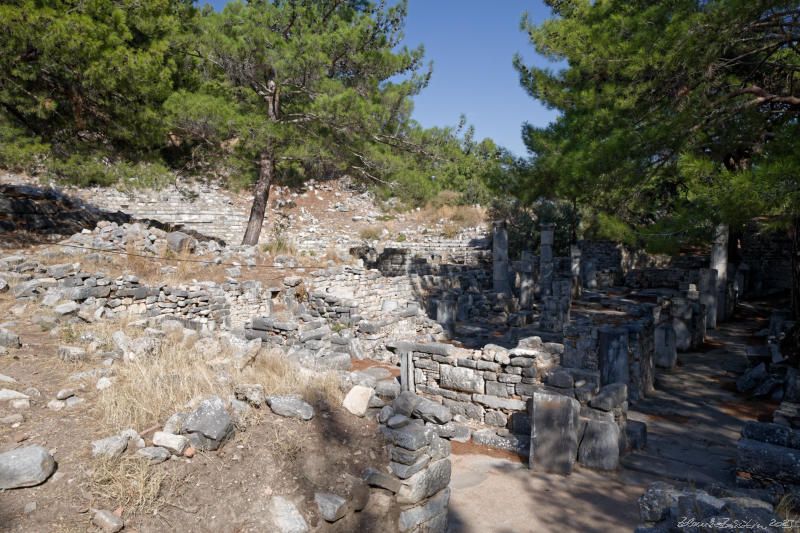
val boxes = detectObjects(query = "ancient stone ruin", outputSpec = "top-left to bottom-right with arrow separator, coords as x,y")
0,176 -> 796,532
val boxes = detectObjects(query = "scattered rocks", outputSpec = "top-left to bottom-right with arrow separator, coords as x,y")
267,395 -> 314,420
91,435 -> 128,459
267,496 -> 309,533
58,346 -> 87,362
92,509 -> 124,533
56,388 -> 75,400
315,492 -> 347,522
0,445 -> 56,489
0,389 -> 29,401
181,396 -> 234,451
0,327 -> 20,348
234,383 -> 266,407
152,431 -> 190,455
137,446 -> 171,464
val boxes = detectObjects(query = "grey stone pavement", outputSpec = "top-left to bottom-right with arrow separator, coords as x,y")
447,311 -> 765,533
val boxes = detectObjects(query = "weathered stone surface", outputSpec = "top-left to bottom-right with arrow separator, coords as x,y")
315,492 -> 347,522
428,421 -> 472,443
393,390 -> 423,417
741,421 -> 800,450
737,437 -> 800,484
396,458 -> 451,505
0,327 -> 20,348
398,487 -> 450,532
412,397 -> 452,424
268,496 -> 308,533
163,413 -> 187,435
590,383 -> 627,411
342,385 -> 373,417
375,379 -> 402,400
137,446 -> 171,464
92,509 -> 124,533
381,424 -> 434,451
737,363 -> 768,393
472,394 -> 526,411
391,454 -> 431,479
91,435 -> 128,459
152,431 -> 189,455
0,445 -> 55,489
578,419 -> 620,471
234,383 -> 266,407
54,301 -> 80,316
440,365 -> 484,393
626,420 -> 648,450
166,231 -> 196,254
182,396 -> 234,450
0,389 -> 29,401
267,395 -> 314,420
364,466 -> 402,493
530,391 -> 580,474
58,346 -> 86,362
637,481 -> 680,522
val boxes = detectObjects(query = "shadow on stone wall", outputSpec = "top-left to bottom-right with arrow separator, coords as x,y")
0,184 -> 225,247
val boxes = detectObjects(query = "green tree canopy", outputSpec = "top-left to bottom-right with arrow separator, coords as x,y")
515,0 -> 799,232
0,0 -> 195,155
167,0 -> 431,244
515,0 -> 800,319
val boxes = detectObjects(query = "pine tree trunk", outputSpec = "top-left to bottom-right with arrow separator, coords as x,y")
241,149 -> 274,246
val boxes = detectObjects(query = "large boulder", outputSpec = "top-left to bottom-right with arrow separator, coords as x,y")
0,445 -> 56,489
166,231 -> 197,254
182,396 -> 234,451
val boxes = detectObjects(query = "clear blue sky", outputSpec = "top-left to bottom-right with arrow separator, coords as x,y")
205,1 -> 559,157
402,0 -> 558,156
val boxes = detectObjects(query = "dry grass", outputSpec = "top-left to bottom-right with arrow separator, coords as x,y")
58,315 -> 139,352
88,455 -> 177,517
93,327 -> 342,434
30,246 -> 224,286
359,226 -> 384,241
261,236 -> 297,256
246,348 -> 343,406
776,494 -> 800,532
410,191 -> 485,234
96,336 -> 234,432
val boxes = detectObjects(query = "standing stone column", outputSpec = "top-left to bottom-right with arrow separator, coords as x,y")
570,244 -> 582,298
520,251 -> 535,309
400,350 -> 415,393
540,223 -> 554,297
698,268 -> 718,329
711,224 -> 729,321
436,295 -> 457,336
492,219 -> 511,296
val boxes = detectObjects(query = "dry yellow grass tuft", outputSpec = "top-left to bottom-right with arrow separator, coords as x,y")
93,328 -> 342,434
88,455 -> 177,517
409,190 -> 486,233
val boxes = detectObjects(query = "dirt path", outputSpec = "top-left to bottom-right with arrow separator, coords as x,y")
447,303 -> 773,533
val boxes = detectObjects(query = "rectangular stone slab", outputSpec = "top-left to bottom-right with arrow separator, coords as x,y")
530,391 -> 580,475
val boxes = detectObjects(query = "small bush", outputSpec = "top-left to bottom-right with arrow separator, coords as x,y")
441,223 -> 460,238
395,233 -> 407,242
360,226 -> 382,241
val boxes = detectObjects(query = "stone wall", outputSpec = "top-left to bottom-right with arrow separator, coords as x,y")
0,254 -> 278,331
